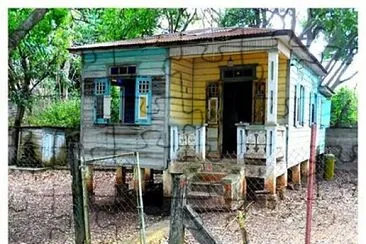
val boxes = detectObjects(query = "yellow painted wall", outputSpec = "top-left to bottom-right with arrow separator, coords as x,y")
278,54 -> 289,121
169,51 -> 290,126
192,52 -> 269,124
170,58 -> 193,125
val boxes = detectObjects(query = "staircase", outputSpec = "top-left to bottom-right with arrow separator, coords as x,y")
186,164 -> 246,211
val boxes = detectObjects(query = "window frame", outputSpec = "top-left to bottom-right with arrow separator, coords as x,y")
206,82 -> 220,124
293,84 -> 305,127
220,64 -> 257,82
94,78 -> 110,125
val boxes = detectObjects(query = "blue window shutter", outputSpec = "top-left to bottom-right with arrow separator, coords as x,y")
94,78 -> 110,124
135,76 -> 152,125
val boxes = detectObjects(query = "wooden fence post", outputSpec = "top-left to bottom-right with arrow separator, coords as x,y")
168,174 -> 187,244
68,142 -> 87,244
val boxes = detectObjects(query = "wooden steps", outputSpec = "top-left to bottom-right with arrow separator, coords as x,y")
186,171 -> 242,210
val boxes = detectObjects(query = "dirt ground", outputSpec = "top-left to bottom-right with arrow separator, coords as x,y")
8,168 -> 357,244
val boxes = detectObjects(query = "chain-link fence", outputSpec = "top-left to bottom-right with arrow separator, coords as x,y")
166,148 -> 357,244
8,132 -> 357,244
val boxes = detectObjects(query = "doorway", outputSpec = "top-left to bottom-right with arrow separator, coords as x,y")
222,81 -> 253,156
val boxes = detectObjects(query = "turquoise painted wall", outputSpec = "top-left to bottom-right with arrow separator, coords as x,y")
82,48 -> 169,77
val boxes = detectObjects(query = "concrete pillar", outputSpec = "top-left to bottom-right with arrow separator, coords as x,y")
264,173 -> 276,194
163,170 -> 173,197
276,172 -> 287,200
133,167 -> 145,192
291,164 -> 301,190
301,160 -> 310,184
144,168 -> 153,188
115,167 -> 126,198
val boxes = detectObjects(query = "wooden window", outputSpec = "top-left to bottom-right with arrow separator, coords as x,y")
110,65 -> 137,76
294,85 -> 305,127
94,78 -> 110,124
300,85 -> 305,126
135,76 -> 152,125
207,83 -> 219,124
293,85 -> 297,126
309,92 -> 317,126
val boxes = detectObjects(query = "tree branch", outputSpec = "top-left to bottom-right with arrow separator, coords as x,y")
9,8 -> 49,53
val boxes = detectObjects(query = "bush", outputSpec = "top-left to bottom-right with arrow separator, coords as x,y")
330,87 -> 358,127
27,98 -> 80,128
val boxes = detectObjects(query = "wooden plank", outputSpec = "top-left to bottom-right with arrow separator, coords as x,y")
68,143 -> 87,244
183,205 -> 218,244
168,174 -> 187,244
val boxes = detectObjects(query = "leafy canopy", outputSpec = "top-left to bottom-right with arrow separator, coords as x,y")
330,87 -> 358,127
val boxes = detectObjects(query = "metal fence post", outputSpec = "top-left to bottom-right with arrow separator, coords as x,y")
169,173 -> 187,244
305,124 -> 317,244
68,142 -> 87,244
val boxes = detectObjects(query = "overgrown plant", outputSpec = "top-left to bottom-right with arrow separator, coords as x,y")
330,87 -> 358,127
27,97 -> 81,128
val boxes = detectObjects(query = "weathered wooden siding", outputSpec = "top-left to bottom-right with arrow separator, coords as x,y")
169,58 -> 193,125
278,54 -> 289,123
81,48 -> 169,170
287,57 -> 321,167
82,48 -> 168,78
317,95 -> 331,153
191,52 -> 269,125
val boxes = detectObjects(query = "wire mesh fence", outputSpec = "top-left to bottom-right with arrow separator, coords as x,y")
8,134 -> 357,244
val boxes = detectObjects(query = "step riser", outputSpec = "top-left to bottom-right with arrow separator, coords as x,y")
189,184 -> 224,195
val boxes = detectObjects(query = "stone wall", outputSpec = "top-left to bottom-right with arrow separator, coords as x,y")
325,128 -> 358,170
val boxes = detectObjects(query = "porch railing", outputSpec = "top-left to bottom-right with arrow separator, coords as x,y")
236,123 -> 286,164
170,125 -> 206,161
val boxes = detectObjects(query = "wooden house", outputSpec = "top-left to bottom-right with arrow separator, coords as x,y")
69,27 -> 332,208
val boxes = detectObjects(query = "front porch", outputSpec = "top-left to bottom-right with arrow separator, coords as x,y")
166,48 -> 293,206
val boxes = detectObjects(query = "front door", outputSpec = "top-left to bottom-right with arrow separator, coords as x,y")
222,81 -> 253,156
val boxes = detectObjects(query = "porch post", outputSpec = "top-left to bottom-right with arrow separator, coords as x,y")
266,49 -> 279,125
265,49 -> 279,194
195,124 -> 206,160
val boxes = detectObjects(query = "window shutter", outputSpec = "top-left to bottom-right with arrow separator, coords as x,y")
294,85 -> 298,126
135,76 -> 152,125
103,95 -> 111,119
94,78 -> 110,124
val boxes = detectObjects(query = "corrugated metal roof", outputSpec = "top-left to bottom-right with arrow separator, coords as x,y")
69,27 -> 327,76
69,27 -> 279,51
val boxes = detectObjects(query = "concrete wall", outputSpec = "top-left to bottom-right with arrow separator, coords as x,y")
325,128 -> 358,170
8,127 -> 79,167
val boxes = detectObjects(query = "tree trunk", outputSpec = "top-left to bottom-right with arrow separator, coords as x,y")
9,8 -> 49,53
11,104 -> 26,165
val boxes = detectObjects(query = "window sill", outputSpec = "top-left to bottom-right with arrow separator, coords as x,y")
93,123 -> 150,127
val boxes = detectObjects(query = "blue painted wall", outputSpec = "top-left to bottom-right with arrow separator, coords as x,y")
80,47 -> 170,170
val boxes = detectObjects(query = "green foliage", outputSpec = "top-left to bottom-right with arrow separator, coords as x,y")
306,9 -> 358,60
330,87 -> 358,127
97,9 -> 160,41
111,86 -> 121,123
8,8 -> 73,109
220,8 -> 263,28
27,98 -> 81,128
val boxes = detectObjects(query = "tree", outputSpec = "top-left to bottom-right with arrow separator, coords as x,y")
219,8 -> 358,90
300,9 -> 358,89
8,8 -> 72,164
8,8 -> 49,52
158,8 -> 198,33
330,87 -> 358,127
